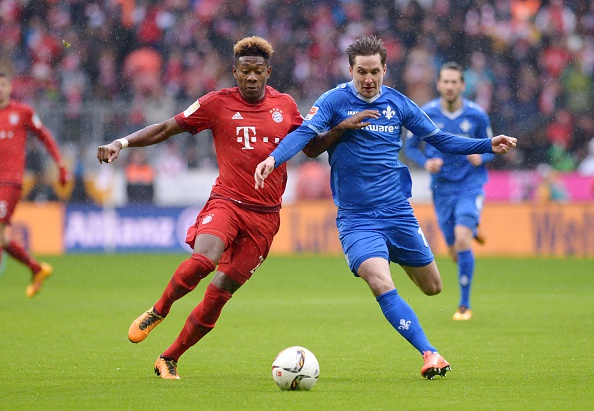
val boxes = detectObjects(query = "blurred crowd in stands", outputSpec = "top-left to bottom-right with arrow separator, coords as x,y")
2,0 -> 594,203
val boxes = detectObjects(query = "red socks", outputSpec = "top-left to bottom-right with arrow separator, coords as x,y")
154,253 -> 215,316
162,283 -> 232,361
4,241 -> 41,274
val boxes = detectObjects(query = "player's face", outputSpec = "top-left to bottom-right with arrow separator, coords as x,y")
0,76 -> 12,107
349,54 -> 386,99
233,56 -> 271,102
437,68 -> 465,104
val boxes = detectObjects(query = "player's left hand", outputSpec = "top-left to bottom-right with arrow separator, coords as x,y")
467,154 -> 483,166
491,135 -> 517,154
337,109 -> 380,130
58,165 -> 70,186
254,156 -> 276,190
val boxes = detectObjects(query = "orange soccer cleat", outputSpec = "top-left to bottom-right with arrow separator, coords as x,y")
453,306 -> 473,321
26,262 -> 53,297
421,351 -> 451,380
128,307 -> 164,343
154,355 -> 181,380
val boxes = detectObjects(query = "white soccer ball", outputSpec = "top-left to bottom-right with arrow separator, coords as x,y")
271,346 -> 320,391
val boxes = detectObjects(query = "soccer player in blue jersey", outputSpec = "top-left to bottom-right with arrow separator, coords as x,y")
405,62 -> 492,321
254,36 -> 516,379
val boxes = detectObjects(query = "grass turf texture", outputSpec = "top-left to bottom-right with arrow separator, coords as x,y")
0,254 -> 592,410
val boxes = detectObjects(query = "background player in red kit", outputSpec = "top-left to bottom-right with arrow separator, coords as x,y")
0,71 -> 69,297
96,36 -> 355,379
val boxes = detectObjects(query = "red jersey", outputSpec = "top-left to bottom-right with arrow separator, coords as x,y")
0,101 -> 62,187
174,85 -> 302,208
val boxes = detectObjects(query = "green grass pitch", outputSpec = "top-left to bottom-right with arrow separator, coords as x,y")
0,254 -> 592,410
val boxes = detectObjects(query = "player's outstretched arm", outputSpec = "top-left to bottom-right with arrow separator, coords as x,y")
491,135 -> 517,154
302,110 -> 380,158
254,156 -> 276,190
35,124 -> 71,186
97,118 -> 183,164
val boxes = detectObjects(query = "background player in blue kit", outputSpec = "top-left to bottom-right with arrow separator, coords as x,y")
405,62 -> 493,321
254,36 -> 516,380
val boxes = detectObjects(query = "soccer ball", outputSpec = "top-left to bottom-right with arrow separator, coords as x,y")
271,346 -> 319,391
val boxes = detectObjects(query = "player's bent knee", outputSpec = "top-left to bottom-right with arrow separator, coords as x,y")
418,276 -> 442,296
422,282 -> 442,296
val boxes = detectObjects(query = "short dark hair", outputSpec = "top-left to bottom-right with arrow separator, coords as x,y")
233,36 -> 274,65
438,61 -> 464,82
345,35 -> 387,67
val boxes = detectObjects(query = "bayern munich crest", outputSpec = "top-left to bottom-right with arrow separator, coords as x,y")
271,108 -> 283,123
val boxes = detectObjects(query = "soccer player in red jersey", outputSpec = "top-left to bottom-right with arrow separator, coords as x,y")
0,71 -> 69,297
96,36 -> 353,379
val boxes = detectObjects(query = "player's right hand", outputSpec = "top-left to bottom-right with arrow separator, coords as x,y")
254,156 -> 276,190
96,142 -> 122,164
425,158 -> 443,173
58,165 -> 70,186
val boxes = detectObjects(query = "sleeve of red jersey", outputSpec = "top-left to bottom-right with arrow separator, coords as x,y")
174,91 -> 217,135
287,96 -> 304,133
30,110 -> 63,165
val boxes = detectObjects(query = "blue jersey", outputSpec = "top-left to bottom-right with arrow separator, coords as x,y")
405,98 -> 494,192
270,82 -> 493,211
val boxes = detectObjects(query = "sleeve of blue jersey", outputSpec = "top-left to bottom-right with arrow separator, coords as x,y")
404,131 -> 428,167
269,124 -> 318,167
479,113 -> 496,163
271,89 -> 339,167
424,130 -> 493,155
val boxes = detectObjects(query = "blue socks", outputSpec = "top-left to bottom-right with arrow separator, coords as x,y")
457,249 -> 474,308
376,289 -> 437,354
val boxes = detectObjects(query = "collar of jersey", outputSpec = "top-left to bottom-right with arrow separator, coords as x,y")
349,81 -> 382,104
237,87 -> 267,105
439,98 -> 467,120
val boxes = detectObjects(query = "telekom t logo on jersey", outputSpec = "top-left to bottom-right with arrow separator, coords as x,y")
236,126 -> 280,150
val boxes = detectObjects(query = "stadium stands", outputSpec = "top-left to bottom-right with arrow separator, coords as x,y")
2,0 -> 593,202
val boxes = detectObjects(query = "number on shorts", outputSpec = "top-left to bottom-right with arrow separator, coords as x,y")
249,255 -> 264,274
418,227 -> 429,247
476,194 -> 485,212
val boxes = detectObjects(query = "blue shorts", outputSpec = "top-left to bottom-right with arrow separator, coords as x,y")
433,188 -> 484,246
336,203 -> 434,276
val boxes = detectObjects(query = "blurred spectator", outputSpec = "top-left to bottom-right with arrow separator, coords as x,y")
577,139 -> 594,175
546,108 -> 574,148
561,56 -> 593,116
534,163 -> 569,203
402,45 -> 435,105
69,158 -> 91,204
535,0 -> 576,36
295,161 -> 332,200
125,149 -> 155,204
548,143 -> 577,172
1,0 -> 592,176
156,140 -> 187,176
463,51 -> 495,109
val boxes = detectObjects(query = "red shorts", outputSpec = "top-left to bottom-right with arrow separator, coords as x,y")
0,185 -> 22,224
186,198 -> 280,284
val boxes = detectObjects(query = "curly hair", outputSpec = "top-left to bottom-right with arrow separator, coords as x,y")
233,36 -> 274,64
345,35 -> 387,67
